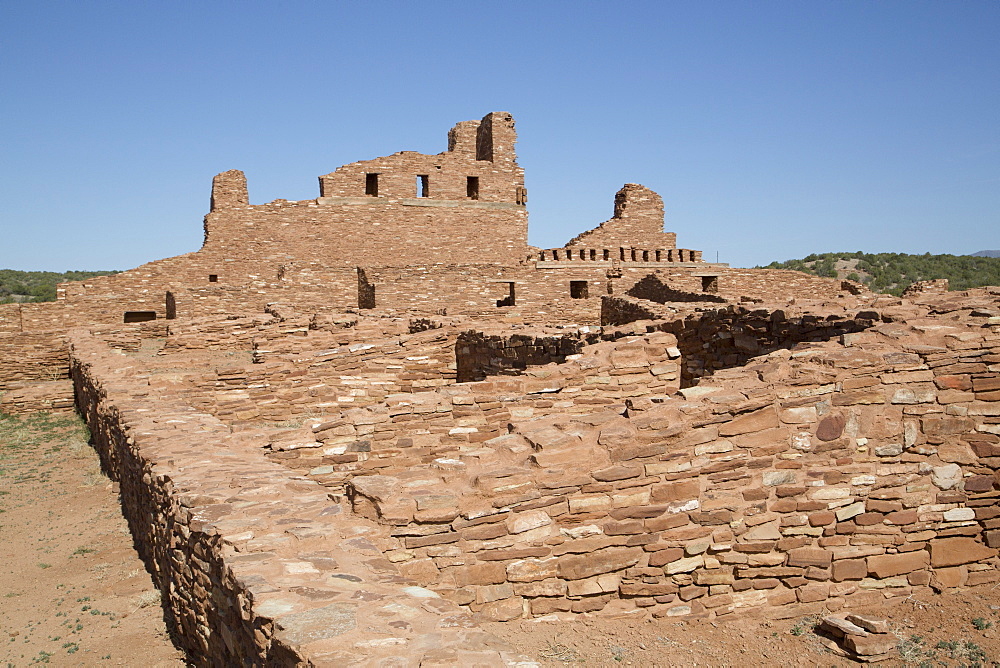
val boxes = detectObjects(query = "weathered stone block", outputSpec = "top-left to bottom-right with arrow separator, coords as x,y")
651,479 -> 700,502
557,547 -> 642,580
719,408 -> 779,437
787,548 -> 832,568
866,551 -> 928,578
506,557 -> 559,582
929,537 -> 997,567
474,596 -> 524,621
451,563 -> 507,587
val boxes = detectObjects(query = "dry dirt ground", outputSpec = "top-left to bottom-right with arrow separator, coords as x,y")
0,411 -> 185,667
487,581 -> 1000,667
3,411 -> 1000,667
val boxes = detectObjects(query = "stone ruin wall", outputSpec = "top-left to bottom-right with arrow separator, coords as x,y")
6,285 -> 999,664
4,110 -> 999,665
335,301 -> 1000,621
206,111 -> 528,268
80,291 -> 999,630
602,296 -> 885,385
564,183 -> 676,251
70,330 -> 523,666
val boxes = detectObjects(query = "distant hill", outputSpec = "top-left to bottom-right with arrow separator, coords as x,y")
757,252 -> 1000,297
0,269 -> 120,304
970,250 -> 1000,258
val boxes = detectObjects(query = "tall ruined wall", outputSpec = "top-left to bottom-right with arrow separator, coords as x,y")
566,184 -> 677,250
320,112 -> 524,204
202,198 -> 528,269
204,111 -> 529,268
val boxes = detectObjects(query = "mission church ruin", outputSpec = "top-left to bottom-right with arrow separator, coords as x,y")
1,112 -> 999,665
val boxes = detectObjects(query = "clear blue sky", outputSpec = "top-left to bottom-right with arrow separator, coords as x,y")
1,1 -> 997,271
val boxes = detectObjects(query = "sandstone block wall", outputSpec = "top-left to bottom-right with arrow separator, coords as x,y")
610,268 -> 864,304
566,184 -> 676,250
341,304 -> 1000,621
70,331 -> 523,666
455,331 -> 589,383
0,331 -> 68,390
0,380 -> 74,414
263,329 -> 683,493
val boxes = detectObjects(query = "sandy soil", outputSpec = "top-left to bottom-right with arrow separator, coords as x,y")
486,585 -> 1000,666
0,411 -> 185,667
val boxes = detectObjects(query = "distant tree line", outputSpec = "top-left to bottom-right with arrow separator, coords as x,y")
758,252 -> 1000,297
0,269 -> 119,304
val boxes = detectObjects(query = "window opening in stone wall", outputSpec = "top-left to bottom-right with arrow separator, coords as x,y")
702,276 -> 720,293
208,274 -> 218,282
466,176 -> 479,200
365,173 -> 379,196
165,292 -> 176,320
496,282 -> 516,307
123,311 -> 156,323
357,267 -> 376,309
417,174 -> 429,197
603,249 -> 610,260
570,281 -> 589,299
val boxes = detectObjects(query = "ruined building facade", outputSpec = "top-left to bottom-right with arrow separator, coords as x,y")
2,113 -> 997,667
3,111 -> 853,333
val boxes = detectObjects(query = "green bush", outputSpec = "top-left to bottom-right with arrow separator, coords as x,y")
756,252 -> 1000,296
0,269 -> 119,304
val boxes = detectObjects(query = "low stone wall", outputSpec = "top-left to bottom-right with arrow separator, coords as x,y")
0,380 -> 75,414
267,330 -> 684,492
0,331 -> 68,390
344,309 -> 1000,621
69,331 -> 524,666
903,279 -> 950,298
456,330 -> 591,383
601,295 -> 665,326
603,296 -> 883,386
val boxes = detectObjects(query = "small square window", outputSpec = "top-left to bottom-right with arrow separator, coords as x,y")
124,311 -> 156,323
208,274 -> 218,283
570,281 -> 589,299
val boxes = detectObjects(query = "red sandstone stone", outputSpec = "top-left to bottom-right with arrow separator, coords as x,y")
929,537 -> 997,567
809,511 -> 836,527
719,407 -> 779,437
866,551 -> 928,578
832,559 -> 867,582
816,414 -> 847,441
557,547 -> 642,580
787,548 -> 832,568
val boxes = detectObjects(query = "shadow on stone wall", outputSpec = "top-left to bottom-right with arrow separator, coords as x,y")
626,274 -> 727,304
